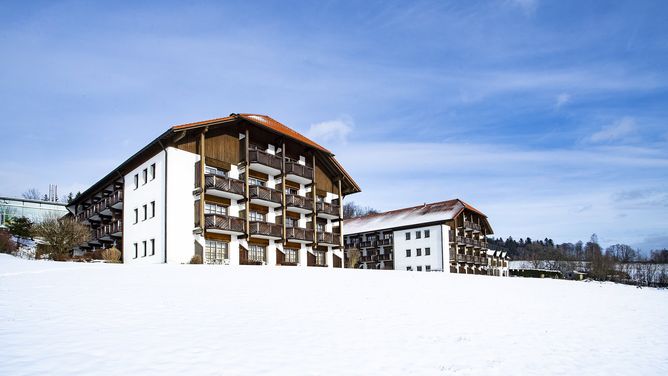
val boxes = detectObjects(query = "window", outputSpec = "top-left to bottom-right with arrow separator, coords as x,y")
248,244 -> 265,263
249,177 -> 265,187
424,230 -> 430,238
286,187 -> 298,195
416,248 -> 422,256
205,203 -> 227,215
134,208 -> 139,224
316,195 -> 325,203
150,239 -> 155,256
150,163 -> 156,180
315,250 -> 326,266
417,266 -> 422,271
406,266 -> 412,271
249,211 -> 265,222
425,247 -> 431,256
133,243 -> 138,259
406,249 -> 411,257
405,232 -> 411,240
142,241 -> 147,257
284,248 -> 298,264
142,169 -> 148,184
426,265 -> 431,272
133,174 -> 139,189
205,166 -> 226,177
150,201 -> 155,218
143,204 -> 148,221
384,233 -> 392,240
317,222 -> 326,232
205,240 -> 228,264
285,217 -> 297,227
416,231 -> 421,239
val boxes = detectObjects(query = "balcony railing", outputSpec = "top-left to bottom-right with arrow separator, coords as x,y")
317,232 -> 341,245
463,221 -> 482,232
378,238 -> 392,246
317,201 -> 340,217
249,149 -> 282,170
249,221 -> 282,238
249,185 -> 282,204
205,174 -> 245,196
285,161 -> 313,180
205,214 -> 245,233
111,220 -> 123,235
285,194 -> 313,210
285,227 -> 314,242
360,240 -> 377,248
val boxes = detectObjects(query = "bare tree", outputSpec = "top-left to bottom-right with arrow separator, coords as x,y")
32,215 -> 90,261
343,202 -> 379,219
22,188 -> 41,200
346,248 -> 361,268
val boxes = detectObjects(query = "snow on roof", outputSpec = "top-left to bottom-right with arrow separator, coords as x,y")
344,199 -> 470,235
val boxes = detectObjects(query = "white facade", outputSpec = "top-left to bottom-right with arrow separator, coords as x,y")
123,151 -> 166,264
393,224 -> 450,272
165,147 -> 199,264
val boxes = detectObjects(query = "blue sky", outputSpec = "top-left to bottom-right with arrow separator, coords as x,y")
1,0 -> 667,251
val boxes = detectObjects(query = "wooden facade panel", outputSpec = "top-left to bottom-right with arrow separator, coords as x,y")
205,157 -> 231,171
249,169 -> 269,180
284,242 -> 302,249
333,254 -> 342,268
249,237 -> 270,246
175,136 -> 198,154
206,232 -> 231,242
314,165 -> 334,193
205,132 -> 240,165
286,211 -> 300,219
283,180 -> 300,189
204,195 -> 231,206
249,203 -> 269,214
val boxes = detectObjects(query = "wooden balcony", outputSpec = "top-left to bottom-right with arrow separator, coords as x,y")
377,238 -> 392,246
249,221 -> 282,239
359,240 -> 377,248
317,231 -> 341,246
249,149 -> 282,175
111,220 -> 123,237
285,194 -> 313,213
249,185 -> 282,208
205,174 -> 245,200
205,214 -> 245,235
316,201 -> 340,219
285,227 -> 314,243
284,161 -> 313,184
463,221 -> 482,233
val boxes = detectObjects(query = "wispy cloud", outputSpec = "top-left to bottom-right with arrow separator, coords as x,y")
306,118 -> 353,145
555,93 -> 571,108
590,117 -> 636,143
506,0 -> 538,16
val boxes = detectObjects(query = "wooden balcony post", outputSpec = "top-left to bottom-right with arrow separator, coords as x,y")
338,178 -> 343,250
281,140 -> 286,245
244,128 -> 250,239
312,153 -> 317,248
199,130 -> 207,232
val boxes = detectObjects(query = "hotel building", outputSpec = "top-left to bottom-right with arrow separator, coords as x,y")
343,199 -> 509,276
67,114 -> 360,266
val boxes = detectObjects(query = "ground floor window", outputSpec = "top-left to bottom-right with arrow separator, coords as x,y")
284,248 -> 298,263
249,244 -> 266,262
315,250 -> 326,266
205,240 -> 228,264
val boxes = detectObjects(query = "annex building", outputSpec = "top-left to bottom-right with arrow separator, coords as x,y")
343,199 -> 509,276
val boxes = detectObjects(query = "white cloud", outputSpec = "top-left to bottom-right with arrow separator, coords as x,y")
555,93 -> 571,108
590,117 -> 636,143
306,118 -> 353,145
507,0 -> 538,15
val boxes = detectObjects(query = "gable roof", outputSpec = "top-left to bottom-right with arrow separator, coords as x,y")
70,113 -> 360,210
171,113 -> 331,154
344,199 -> 492,235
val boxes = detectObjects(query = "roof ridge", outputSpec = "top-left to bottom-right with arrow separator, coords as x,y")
347,198 -> 463,221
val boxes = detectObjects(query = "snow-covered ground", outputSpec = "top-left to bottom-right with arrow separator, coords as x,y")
1,254 -> 666,375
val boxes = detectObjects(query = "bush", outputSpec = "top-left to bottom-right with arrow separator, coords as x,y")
101,247 -> 122,263
189,255 -> 203,264
0,230 -> 17,254
91,249 -> 104,260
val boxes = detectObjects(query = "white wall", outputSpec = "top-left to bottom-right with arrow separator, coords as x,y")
165,147 -> 198,264
393,224 -> 445,272
123,151 -> 166,264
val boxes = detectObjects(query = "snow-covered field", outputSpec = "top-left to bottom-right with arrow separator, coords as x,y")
1,254 -> 666,375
